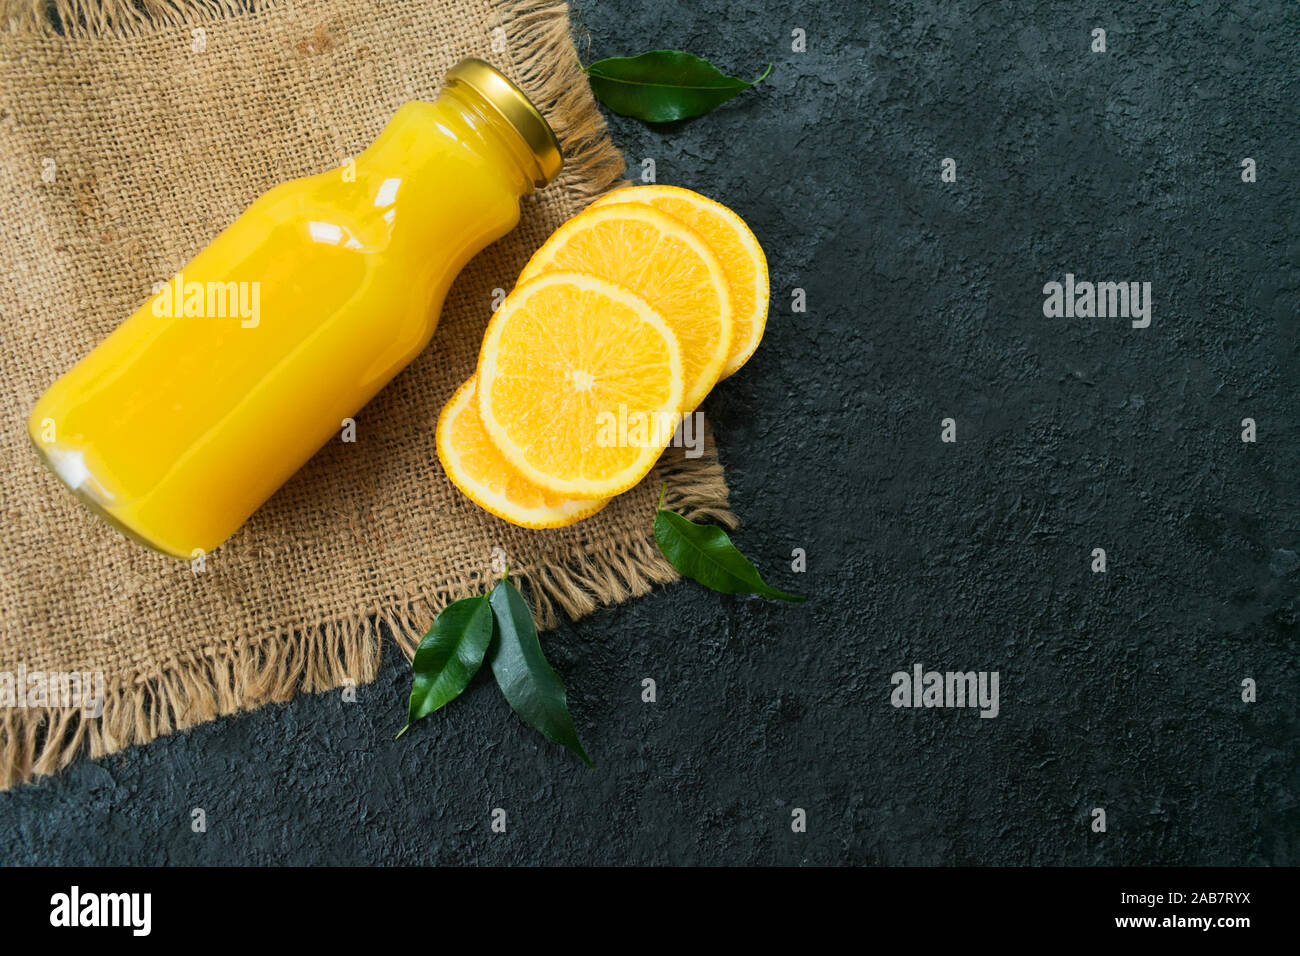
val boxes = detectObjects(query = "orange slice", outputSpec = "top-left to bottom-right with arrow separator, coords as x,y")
436,377 -> 607,529
591,184 -> 769,379
476,271 -> 684,498
516,202 -> 732,411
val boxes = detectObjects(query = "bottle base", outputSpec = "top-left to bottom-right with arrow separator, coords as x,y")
28,435 -> 188,560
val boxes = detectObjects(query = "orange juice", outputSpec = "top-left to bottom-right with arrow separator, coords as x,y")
28,59 -> 561,558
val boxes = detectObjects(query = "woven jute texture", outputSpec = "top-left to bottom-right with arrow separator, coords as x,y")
0,0 -> 735,789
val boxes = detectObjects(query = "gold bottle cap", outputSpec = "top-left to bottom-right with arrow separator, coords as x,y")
446,58 -> 563,189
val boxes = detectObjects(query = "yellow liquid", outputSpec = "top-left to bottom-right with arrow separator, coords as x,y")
29,94 -> 532,557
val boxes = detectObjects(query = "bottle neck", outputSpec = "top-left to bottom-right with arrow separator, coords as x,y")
356,61 -> 560,204
438,83 -> 549,198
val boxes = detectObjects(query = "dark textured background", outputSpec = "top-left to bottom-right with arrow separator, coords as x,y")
3,0 -> 1297,866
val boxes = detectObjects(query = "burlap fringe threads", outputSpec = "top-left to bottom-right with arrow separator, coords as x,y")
5,452 -> 733,790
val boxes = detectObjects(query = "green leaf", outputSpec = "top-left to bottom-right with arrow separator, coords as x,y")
397,596 -> 494,739
654,508 -> 806,603
584,50 -> 772,123
487,579 -> 593,767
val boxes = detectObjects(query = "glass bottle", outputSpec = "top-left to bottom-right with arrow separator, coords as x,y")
28,58 -> 561,558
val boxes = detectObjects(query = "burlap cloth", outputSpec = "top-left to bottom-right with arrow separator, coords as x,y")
0,0 -> 735,790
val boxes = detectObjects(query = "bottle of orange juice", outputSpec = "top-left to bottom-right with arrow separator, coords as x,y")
28,59 -> 561,559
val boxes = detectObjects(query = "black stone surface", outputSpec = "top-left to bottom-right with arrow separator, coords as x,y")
2,0 -> 1296,866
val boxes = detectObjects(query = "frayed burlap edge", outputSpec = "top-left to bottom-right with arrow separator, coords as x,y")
0,0 -> 737,791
